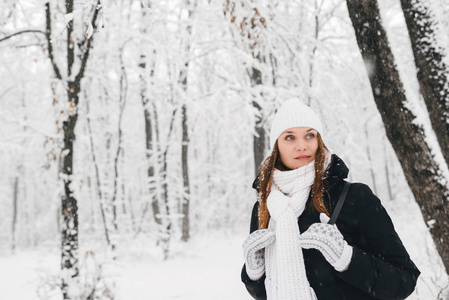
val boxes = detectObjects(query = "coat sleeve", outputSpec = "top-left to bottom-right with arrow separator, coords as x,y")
241,201 -> 267,300
336,183 -> 421,300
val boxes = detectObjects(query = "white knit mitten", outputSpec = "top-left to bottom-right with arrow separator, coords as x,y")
243,229 -> 276,280
299,213 -> 353,272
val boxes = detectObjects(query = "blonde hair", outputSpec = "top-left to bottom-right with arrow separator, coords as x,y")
257,133 -> 330,229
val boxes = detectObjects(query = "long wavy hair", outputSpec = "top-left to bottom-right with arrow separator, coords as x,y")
258,133 -> 330,229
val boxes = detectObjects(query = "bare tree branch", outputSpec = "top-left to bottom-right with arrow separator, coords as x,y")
75,1 -> 102,83
0,30 -> 46,43
45,2 -> 63,80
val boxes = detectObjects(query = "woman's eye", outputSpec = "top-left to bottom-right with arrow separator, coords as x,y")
306,133 -> 315,139
285,135 -> 294,141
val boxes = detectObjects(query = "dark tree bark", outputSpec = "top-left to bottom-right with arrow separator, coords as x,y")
248,8 -> 268,178
181,104 -> 190,242
250,66 -> 266,177
60,103 -> 79,299
61,0 -> 81,288
346,0 -> 449,274
45,1 -> 101,298
400,0 -> 449,167
179,0 -> 194,242
142,103 -> 161,226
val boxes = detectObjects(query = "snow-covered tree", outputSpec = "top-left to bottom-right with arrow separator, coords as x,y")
346,0 -> 449,274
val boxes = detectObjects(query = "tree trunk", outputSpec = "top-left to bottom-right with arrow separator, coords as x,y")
138,4 -> 172,256
251,66 -> 266,177
12,176 -> 18,252
139,2 -> 163,234
60,0 -> 80,295
60,105 -> 80,300
179,0 -> 194,242
45,0 -> 101,296
143,105 -> 161,224
110,42 -> 129,235
346,0 -> 449,274
140,64 -> 171,251
400,0 -> 449,167
181,104 -> 190,242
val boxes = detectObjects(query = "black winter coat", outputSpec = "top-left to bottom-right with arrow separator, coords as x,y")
241,154 -> 420,300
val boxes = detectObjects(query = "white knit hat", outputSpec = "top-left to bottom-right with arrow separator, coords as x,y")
269,98 -> 323,149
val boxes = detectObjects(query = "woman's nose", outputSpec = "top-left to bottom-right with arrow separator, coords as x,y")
295,140 -> 307,151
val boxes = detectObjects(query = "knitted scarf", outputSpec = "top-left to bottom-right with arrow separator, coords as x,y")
264,160 -> 317,300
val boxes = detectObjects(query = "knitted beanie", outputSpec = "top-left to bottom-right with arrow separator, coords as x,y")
269,98 -> 323,150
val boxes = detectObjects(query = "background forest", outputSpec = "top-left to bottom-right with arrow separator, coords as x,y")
1,0 -> 449,299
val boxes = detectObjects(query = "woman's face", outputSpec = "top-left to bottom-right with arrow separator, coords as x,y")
277,127 -> 319,169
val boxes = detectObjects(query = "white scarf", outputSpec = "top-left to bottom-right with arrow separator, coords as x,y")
264,151 -> 332,300
265,161 -> 315,300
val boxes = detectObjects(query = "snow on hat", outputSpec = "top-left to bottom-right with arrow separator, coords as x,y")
269,98 -> 323,150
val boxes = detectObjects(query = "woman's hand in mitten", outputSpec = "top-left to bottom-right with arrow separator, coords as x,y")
299,213 -> 353,272
242,229 -> 276,280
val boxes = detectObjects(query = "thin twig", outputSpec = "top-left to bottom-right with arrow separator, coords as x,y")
0,30 -> 46,43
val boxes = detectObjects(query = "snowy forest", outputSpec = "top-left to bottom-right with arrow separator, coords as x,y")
1,0 -> 449,299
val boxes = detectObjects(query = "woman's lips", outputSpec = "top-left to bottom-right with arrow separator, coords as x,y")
295,155 -> 310,160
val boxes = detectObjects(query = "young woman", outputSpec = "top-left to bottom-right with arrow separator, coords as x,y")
241,98 -> 420,300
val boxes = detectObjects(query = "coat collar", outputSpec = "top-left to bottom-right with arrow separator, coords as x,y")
325,154 -> 349,184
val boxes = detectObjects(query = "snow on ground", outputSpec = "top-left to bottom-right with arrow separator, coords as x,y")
0,246 -> 60,300
0,250 -> 41,300
0,226 -> 447,300
0,234 -> 250,300
116,234 -> 249,300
